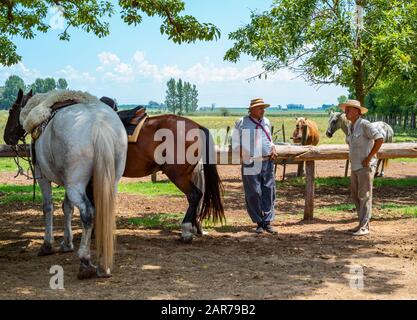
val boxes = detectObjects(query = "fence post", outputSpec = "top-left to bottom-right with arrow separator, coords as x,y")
304,160 -> 315,221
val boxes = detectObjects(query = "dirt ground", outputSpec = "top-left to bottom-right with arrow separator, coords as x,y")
0,160 -> 417,300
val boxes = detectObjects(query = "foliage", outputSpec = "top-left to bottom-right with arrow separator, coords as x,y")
57,78 -> 68,90
225,0 -> 417,105
30,77 -> 57,94
0,75 -> 25,109
165,77 -> 198,114
0,0 -> 220,66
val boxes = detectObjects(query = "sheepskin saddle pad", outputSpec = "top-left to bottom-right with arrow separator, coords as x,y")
20,90 -> 100,134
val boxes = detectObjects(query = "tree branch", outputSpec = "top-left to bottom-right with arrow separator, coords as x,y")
365,62 -> 386,93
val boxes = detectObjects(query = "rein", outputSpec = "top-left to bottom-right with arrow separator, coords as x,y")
11,133 -> 37,201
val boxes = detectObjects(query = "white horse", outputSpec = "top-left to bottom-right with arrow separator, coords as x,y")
3,89 -> 127,279
326,111 -> 394,177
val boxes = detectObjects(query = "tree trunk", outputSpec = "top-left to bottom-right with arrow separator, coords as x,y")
404,111 -> 408,129
353,59 -> 366,107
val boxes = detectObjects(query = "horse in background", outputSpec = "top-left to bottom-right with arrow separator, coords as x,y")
291,117 -> 320,176
3,89 -> 127,279
326,111 -> 394,177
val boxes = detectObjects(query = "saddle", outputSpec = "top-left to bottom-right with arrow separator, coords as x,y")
117,106 -> 148,143
99,96 -> 118,111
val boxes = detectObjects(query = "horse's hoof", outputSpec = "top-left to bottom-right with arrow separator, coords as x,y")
96,267 -> 112,278
38,243 -> 55,256
77,262 -> 97,280
181,235 -> 193,244
59,241 -> 74,253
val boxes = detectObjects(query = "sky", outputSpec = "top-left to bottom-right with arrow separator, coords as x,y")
0,0 -> 347,108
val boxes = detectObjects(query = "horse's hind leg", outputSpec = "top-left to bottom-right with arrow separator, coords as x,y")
181,183 -> 203,243
380,160 -> 386,177
66,186 -> 96,279
375,159 -> 382,178
60,193 -> 74,252
37,174 -> 55,256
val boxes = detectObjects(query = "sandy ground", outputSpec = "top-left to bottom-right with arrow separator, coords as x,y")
0,160 -> 417,299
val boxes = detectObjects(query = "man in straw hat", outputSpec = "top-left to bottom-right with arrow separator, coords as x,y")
339,99 -> 384,236
233,98 -> 278,234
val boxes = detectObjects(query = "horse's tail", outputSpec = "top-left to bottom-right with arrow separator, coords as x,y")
384,125 -> 394,170
199,126 -> 225,224
92,123 -> 117,274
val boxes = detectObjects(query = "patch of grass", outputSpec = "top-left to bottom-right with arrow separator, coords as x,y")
322,204 -> 355,212
0,158 -> 30,172
401,206 -> 417,217
373,178 -> 417,187
391,157 -> 417,163
119,181 -> 182,196
127,213 -> 183,229
0,184 -> 65,205
376,203 -> 417,217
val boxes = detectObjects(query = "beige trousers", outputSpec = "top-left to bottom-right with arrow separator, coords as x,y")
350,167 -> 375,229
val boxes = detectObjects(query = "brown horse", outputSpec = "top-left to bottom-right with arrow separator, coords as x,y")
291,117 -> 320,176
119,111 -> 225,242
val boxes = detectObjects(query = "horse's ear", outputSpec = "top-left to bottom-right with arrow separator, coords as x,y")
17,88 -> 24,102
28,89 -> 33,96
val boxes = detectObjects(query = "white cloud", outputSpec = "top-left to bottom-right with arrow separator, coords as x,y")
98,51 -> 121,65
0,62 -> 42,84
95,50 -> 301,85
57,65 -> 96,83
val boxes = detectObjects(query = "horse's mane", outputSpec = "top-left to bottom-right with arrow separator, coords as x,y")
20,90 -> 99,133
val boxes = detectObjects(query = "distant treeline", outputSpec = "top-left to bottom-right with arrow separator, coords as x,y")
0,75 -> 68,110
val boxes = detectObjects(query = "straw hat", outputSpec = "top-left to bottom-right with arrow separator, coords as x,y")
249,98 -> 270,109
339,99 -> 368,114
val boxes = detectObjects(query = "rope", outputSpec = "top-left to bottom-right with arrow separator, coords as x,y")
11,134 -> 37,201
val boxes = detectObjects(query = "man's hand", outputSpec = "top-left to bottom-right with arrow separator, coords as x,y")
362,156 -> 371,168
269,145 -> 278,160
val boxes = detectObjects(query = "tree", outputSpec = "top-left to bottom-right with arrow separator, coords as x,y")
183,81 -> 192,113
165,78 -> 199,114
176,78 -> 184,115
1,75 -> 25,109
190,84 -> 199,112
165,78 -> 178,114
44,78 -> 56,92
30,78 -> 46,94
225,0 -> 417,106
57,78 -> 68,90
0,1 -> 220,66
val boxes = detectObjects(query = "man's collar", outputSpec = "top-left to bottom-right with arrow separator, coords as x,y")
350,117 -> 362,133
249,115 -> 263,123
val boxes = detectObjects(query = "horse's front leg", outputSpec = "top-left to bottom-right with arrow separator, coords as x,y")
37,174 -> 55,256
60,193 -> 74,252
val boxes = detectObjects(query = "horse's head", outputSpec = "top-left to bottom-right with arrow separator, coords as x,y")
292,117 -> 307,144
326,111 -> 342,138
3,89 -> 33,145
